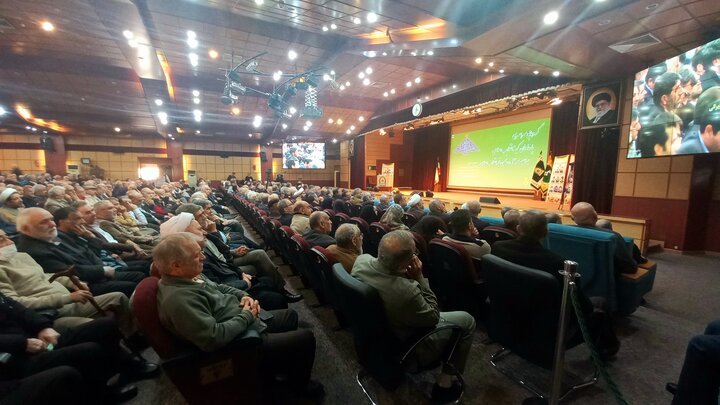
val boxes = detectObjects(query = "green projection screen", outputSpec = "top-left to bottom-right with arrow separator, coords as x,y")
448,110 -> 551,190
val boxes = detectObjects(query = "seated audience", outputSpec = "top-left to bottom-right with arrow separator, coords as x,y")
290,201 -> 312,235
406,194 -> 427,219
0,188 -> 23,226
154,233 -> 323,398
302,211 -> 336,248
410,215 -> 447,246
668,319 -> 720,405
465,200 -> 490,234
352,230 -> 475,403
492,211 -> 620,358
43,186 -> 70,214
427,198 -> 450,223
571,202 -> 638,275
481,209 -> 520,245
443,209 -> 491,260
277,199 -> 294,226
16,208 -> 142,297
379,204 -> 409,231
95,201 -> 157,251
76,201 -> 150,262
159,213 -> 299,308
545,212 -> 563,224
327,223 -> 363,273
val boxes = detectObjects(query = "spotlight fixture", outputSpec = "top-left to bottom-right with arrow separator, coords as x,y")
193,97 -> 200,104
192,90 -> 200,97
253,115 -> 262,128
346,129 -> 352,134
193,109 -> 202,122
337,119 -> 343,125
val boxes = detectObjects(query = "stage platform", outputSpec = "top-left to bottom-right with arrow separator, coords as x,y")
382,189 -> 650,252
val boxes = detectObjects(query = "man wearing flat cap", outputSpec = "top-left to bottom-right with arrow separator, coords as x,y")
590,92 -> 617,125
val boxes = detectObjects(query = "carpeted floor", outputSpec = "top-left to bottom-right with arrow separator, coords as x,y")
129,221 -> 720,405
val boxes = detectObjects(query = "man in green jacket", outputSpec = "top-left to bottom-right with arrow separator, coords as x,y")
352,230 -> 475,403
154,232 -> 323,398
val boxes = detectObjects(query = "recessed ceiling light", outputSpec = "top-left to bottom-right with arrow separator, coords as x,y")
0,106 -> 5,115
345,81 -> 351,87
332,138 -> 337,143
231,107 -> 241,115
26,126 -> 31,130
390,88 -> 396,94
383,91 -> 388,97
543,10 -> 559,25
362,78 -> 370,86
410,51 -> 417,56
128,39 -> 137,48
484,68 -> 489,72
288,50 -> 297,60
382,51 -> 387,56
255,0 -> 264,4
645,3 -> 658,10
31,127 -> 37,132
322,73 -> 330,81
281,123 -> 288,129
499,69 -> 505,73
328,118 -> 334,124
406,81 -> 412,87
367,12 -> 378,23
358,72 -> 365,79
188,53 -> 199,67
187,37 -> 198,49
330,23 -> 337,30
249,133 -> 253,137
253,115 -> 262,127
427,50 -> 434,56
187,31 -> 196,39
273,70 -> 283,81
353,17 -> 361,24
192,90 -> 200,97
196,130 -> 200,134
339,85 -> 345,91
425,96 -> 429,100
337,118 -> 343,124
346,129 -> 351,134
154,98 -> 163,106
289,106 -> 297,115
305,120 -> 312,127
322,26 -> 329,32
442,88 -> 447,93
122,30 -> 133,39
358,116 -> 364,121
414,77 -> 421,83
193,109 -> 202,122
158,112 -> 168,125
552,71 -> 560,77
208,49 -> 219,59
350,125 -> 356,130
365,67 -> 373,74
114,127 -> 121,132
303,126 -> 309,131
40,21 -> 54,32
533,70 -> 539,75
488,62 -> 494,67
191,97 -> 199,104
475,57 -> 482,64
452,84 -> 457,89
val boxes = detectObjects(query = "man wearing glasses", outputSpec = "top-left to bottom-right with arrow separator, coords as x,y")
352,230 -> 475,403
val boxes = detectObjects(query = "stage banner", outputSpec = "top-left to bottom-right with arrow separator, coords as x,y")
378,163 -> 394,188
546,155 -> 570,205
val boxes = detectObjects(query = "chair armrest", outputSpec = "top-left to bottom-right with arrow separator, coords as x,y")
162,329 -> 262,369
400,323 -> 463,365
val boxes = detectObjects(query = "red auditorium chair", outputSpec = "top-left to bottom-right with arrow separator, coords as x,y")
308,247 -> 347,327
401,212 -> 419,228
289,234 -> 326,303
332,212 -> 351,236
480,225 -> 517,246
409,231 -> 430,276
276,226 -> 298,274
132,277 -> 263,404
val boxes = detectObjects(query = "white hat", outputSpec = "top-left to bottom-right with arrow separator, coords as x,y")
160,212 -> 195,237
0,188 -> 18,205
407,193 -> 421,207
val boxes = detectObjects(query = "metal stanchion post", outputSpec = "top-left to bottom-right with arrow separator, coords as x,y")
549,260 -> 578,405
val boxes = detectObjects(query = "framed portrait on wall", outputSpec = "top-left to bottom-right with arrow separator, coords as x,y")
579,81 -> 622,129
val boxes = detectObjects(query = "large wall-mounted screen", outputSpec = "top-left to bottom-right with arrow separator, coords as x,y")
447,109 -> 551,191
628,37 -> 720,158
282,142 -> 326,169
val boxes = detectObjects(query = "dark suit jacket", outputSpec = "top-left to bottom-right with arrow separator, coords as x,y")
279,213 -> 293,227
472,217 -> 491,234
302,230 -> 336,248
16,233 -> 106,282
492,236 -> 592,315
579,226 -> 637,276
427,211 -> 451,224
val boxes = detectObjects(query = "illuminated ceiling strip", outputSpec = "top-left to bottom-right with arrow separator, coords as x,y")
156,50 -> 175,101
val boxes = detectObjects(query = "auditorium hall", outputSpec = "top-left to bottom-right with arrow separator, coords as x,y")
1,0 -> 720,404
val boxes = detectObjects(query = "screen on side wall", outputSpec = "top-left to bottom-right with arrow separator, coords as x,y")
282,142 -> 326,169
628,37 -> 720,158
447,110 -> 551,190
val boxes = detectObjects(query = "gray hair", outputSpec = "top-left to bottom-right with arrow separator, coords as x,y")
191,198 -> 211,208
596,219 -> 613,230
335,223 -> 360,248
309,211 -> 329,229
153,232 -> 201,272
429,199 -> 444,213
176,203 -> 203,215
378,230 -> 415,270
47,186 -> 66,199
465,200 -> 481,216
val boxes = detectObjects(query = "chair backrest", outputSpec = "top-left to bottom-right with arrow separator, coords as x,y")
546,223 -> 618,311
410,231 -> 430,274
479,216 -> 504,226
480,225 -> 517,246
483,255 -> 562,369
332,212 -> 351,235
132,277 -> 192,359
330,264 -> 403,389
349,217 -> 369,233
367,222 -> 389,257
401,212 -> 418,228
323,209 -> 336,218
309,247 -> 338,307
347,203 -> 361,218
291,234 -> 323,296
427,239 -> 480,314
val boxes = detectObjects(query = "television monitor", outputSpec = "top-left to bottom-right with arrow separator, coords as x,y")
628,37 -> 720,158
282,142 -> 326,169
